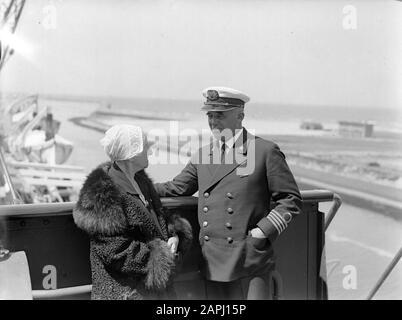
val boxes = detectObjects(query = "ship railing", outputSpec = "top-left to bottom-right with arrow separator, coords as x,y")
1,189 -> 342,300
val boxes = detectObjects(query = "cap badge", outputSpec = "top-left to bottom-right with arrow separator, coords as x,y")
207,90 -> 219,101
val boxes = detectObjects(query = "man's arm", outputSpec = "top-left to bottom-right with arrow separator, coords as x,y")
255,144 -> 303,243
154,161 -> 199,197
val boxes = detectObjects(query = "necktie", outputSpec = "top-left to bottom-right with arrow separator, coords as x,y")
221,143 -> 226,164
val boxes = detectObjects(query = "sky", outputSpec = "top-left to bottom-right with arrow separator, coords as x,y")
0,0 -> 401,109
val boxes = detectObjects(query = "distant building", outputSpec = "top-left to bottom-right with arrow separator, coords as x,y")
338,121 -> 374,138
300,121 -> 323,130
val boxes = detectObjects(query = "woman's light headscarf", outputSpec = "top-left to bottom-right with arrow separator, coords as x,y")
100,124 -> 144,161
100,124 -> 148,193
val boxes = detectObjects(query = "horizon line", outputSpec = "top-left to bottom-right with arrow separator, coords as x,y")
0,91 -> 400,111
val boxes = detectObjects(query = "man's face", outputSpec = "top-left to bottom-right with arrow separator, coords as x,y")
207,109 -> 243,134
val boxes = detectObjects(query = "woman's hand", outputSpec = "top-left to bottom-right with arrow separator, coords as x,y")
167,235 -> 179,255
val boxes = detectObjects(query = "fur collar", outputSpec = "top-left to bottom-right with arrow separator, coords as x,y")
73,162 -> 163,237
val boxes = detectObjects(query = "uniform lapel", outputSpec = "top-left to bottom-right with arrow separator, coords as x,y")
204,128 -> 249,191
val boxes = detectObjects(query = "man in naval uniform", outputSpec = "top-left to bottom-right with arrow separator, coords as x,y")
154,87 -> 302,299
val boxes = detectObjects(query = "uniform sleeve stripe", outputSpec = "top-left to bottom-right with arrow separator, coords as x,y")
267,215 -> 282,234
269,213 -> 285,233
271,210 -> 289,226
268,214 -> 285,233
269,211 -> 287,231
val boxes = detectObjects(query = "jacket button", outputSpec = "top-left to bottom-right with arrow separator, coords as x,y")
225,222 -> 232,229
203,221 -> 208,227
203,206 -> 209,213
204,192 -> 210,198
226,192 -> 233,199
283,212 -> 292,223
204,235 -> 210,241
227,208 -> 233,214
227,237 -> 233,244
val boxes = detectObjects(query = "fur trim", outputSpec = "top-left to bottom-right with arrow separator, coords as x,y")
73,163 -> 171,240
73,165 -> 127,236
168,214 -> 193,254
145,238 -> 175,291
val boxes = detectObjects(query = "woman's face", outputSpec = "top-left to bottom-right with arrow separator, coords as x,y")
127,135 -> 153,169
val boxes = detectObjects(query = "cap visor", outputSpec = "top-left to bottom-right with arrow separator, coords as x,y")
201,105 -> 238,112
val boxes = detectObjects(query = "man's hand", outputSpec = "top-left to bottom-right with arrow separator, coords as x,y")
167,235 -> 179,255
250,227 -> 267,239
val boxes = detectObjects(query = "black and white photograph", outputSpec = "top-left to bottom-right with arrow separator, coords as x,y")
0,0 -> 401,304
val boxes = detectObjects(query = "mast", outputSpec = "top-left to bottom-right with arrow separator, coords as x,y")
0,0 -> 25,204
0,0 -> 26,72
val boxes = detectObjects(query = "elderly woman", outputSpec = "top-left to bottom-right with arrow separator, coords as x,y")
73,124 -> 192,300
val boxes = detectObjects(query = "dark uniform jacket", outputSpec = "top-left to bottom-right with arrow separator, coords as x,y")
155,129 -> 302,282
73,162 -> 192,300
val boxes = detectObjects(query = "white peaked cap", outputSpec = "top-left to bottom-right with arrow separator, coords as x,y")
202,87 -> 250,103
201,86 -> 250,112
100,124 -> 144,161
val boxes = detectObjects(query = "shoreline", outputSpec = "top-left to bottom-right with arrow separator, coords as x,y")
66,114 -> 402,221
296,178 -> 402,222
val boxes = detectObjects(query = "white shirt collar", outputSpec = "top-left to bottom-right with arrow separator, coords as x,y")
218,127 -> 244,152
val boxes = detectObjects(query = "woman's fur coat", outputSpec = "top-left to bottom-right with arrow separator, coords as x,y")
73,162 -> 192,300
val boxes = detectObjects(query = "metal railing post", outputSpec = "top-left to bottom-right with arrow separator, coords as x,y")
366,246 -> 402,300
324,193 -> 342,231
